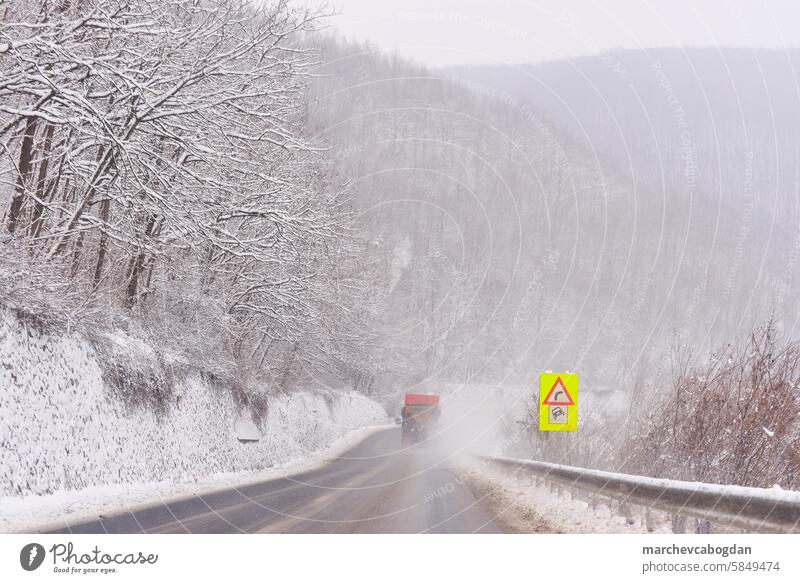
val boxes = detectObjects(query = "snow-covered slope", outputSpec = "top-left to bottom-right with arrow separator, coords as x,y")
0,424 -> 390,533
0,309 -> 387,499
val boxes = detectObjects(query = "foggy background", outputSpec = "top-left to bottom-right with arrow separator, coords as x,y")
324,0 -> 800,66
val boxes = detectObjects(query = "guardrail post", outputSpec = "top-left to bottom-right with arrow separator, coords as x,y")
622,501 -> 635,525
671,515 -> 686,533
694,519 -> 712,534
618,485 -> 635,524
644,507 -> 655,532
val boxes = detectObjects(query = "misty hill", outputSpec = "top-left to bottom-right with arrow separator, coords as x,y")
438,48 -> 800,370
305,36 -> 645,398
444,47 -> 800,204
305,41 -> 800,398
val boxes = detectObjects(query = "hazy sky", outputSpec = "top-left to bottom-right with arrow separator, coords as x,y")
322,0 -> 800,67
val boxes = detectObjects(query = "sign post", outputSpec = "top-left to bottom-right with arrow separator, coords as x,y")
538,373 -> 578,432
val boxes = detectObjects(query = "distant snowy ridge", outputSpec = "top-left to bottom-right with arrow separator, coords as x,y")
0,308 -> 387,500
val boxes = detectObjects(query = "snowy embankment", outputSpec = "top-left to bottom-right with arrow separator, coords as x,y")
462,458 -> 800,534
0,309 -> 388,531
1,424 -> 390,533
461,462 -> 671,534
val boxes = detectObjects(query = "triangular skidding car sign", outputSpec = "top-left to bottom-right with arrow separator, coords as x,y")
542,376 -> 575,406
539,373 -> 578,432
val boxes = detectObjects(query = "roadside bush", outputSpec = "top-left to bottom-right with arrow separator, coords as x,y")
626,320 -> 800,488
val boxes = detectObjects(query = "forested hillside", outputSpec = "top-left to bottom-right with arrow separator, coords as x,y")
446,49 -> 800,355
306,36 -> 638,398
308,41 -> 800,400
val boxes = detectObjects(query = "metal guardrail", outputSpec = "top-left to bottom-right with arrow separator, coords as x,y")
481,455 -> 800,533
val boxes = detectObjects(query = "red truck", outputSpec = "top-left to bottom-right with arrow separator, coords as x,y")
401,393 -> 441,444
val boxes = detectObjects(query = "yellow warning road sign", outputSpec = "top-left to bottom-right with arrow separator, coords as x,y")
539,373 -> 578,432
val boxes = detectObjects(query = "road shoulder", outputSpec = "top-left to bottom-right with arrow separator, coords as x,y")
455,460 -> 671,534
455,464 -> 562,533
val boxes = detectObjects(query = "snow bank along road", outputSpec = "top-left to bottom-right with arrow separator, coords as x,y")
45,428 -> 502,534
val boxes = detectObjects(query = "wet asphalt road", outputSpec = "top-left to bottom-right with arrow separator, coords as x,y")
46,427 -> 503,534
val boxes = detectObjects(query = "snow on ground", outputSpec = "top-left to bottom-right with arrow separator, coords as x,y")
0,309 -> 388,532
0,424 -> 392,533
459,460 -> 675,534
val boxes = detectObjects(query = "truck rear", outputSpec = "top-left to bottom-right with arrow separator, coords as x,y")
401,393 -> 441,444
